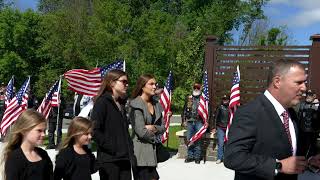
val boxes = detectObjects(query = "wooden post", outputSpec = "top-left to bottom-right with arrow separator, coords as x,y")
309,34 -> 320,96
204,36 -> 218,129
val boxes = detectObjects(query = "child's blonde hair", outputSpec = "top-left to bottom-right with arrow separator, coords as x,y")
1,109 -> 46,179
61,116 -> 93,149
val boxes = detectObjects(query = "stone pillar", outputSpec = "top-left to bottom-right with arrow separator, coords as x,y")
309,34 -> 320,96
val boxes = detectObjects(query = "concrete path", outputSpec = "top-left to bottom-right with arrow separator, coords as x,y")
1,142 -> 319,180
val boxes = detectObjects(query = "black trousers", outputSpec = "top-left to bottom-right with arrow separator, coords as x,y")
99,160 -> 131,180
48,118 -> 63,146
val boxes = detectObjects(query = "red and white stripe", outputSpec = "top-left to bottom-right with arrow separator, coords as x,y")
1,78 -> 30,135
37,78 -> 61,119
160,87 -> 171,143
64,68 -> 102,96
51,78 -> 61,107
188,94 -> 209,144
225,65 -> 241,141
188,71 -> 209,145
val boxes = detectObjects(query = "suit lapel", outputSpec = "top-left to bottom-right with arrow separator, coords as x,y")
260,95 -> 293,154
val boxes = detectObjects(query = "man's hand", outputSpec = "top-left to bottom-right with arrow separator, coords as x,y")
279,156 -> 307,174
308,154 -> 320,169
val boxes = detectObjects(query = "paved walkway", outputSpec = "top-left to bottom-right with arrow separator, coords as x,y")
1,143 -> 320,179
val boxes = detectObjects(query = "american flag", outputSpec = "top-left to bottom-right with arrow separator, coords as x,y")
5,76 -> 14,108
188,71 -> 209,145
1,77 -> 30,135
51,76 -> 62,107
225,65 -> 241,141
64,60 -> 125,96
37,78 -> 61,119
159,71 -> 173,143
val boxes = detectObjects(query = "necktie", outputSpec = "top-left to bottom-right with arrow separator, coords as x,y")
282,110 -> 293,152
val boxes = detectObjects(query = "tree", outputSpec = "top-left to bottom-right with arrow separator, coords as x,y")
236,19 -> 290,46
0,9 -> 43,86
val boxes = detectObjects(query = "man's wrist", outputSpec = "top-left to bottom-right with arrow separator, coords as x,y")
275,159 -> 282,175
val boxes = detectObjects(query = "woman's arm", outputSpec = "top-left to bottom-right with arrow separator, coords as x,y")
131,109 -> 155,143
91,98 -> 113,153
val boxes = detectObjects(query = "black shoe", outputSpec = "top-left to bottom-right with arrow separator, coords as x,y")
195,159 -> 201,164
184,158 -> 194,163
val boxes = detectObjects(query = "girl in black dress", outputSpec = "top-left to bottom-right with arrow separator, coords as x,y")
2,109 -> 53,180
54,116 -> 96,180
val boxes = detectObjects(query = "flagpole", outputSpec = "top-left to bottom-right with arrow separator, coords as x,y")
56,76 -> 62,144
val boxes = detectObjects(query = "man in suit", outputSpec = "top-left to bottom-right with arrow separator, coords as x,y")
224,59 -> 319,180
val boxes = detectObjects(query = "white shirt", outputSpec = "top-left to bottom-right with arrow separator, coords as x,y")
264,90 -> 297,155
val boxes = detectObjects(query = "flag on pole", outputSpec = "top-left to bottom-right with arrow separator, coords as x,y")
1,77 -> 30,135
5,76 -> 14,108
64,60 -> 125,96
51,76 -> 62,107
224,65 -> 241,141
160,71 -> 173,143
188,71 -> 209,145
37,78 -> 61,119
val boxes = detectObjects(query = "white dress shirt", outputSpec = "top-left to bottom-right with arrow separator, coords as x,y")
264,90 -> 297,155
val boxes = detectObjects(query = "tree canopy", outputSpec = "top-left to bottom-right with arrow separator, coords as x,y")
0,0 -> 269,111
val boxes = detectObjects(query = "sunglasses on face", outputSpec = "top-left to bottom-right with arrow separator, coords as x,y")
193,87 -> 200,90
117,79 -> 129,85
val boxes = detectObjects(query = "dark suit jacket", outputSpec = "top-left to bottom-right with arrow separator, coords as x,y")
224,94 -> 302,180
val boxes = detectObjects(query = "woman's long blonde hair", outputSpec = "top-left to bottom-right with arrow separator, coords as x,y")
1,109 -> 46,179
61,116 -> 93,149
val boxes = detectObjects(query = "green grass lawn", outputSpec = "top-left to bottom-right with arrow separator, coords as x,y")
45,125 -> 183,152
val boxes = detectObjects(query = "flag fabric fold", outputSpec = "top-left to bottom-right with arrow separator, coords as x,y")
160,71 -> 173,143
5,76 -> 14,108
224,65 -> 241,142
1,77 -> 30,135
188,71 -> 209,145
64,60 -> 125,96
37,77 -> 61,119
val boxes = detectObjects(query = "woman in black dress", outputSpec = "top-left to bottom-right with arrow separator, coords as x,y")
2,109 -> 53,180
91,69 -> 134,180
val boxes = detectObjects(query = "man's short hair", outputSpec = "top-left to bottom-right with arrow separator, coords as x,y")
267,59 -> 305,86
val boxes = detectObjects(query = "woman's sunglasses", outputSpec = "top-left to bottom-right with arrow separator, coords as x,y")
117,79 -> 129,85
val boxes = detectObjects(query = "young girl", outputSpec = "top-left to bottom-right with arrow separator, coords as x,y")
2,109 -> 53,180
54,116 -> 96,180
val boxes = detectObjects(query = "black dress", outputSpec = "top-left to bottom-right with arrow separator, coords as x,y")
54,145 -> 96,180
5,147 -> 53,180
